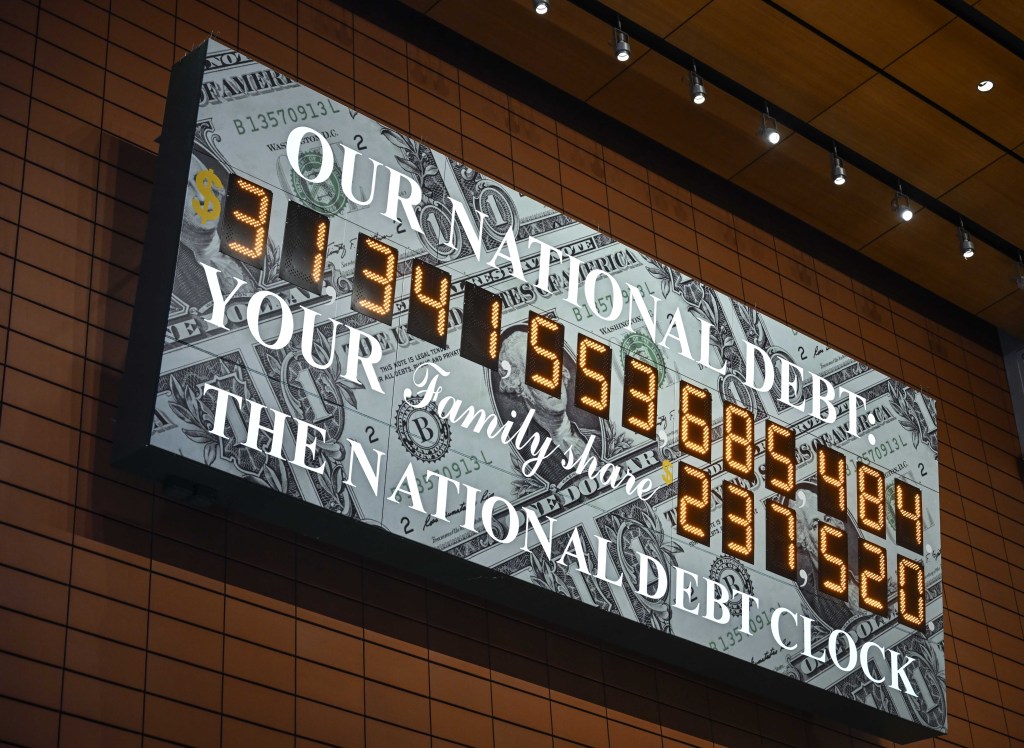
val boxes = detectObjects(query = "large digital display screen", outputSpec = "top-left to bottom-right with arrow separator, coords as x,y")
117,41 -> 945,741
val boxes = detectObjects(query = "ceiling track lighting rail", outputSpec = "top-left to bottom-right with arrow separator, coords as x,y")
337,0 -> 1003,343
930,0 -> 1024,63
565,0 -> 1022,266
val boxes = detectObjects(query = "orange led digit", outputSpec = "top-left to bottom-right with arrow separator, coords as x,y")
460,283 -> 502,370
857,462 -> 886,538
352,234 -> 398,325
678,384 -> 711,461
280,200 -> 329,294
676,464 -> 710,545
723,403 -> 754,479
765,421 -> 795,498
313,223 -> 326,283
859,539 -> 888,615
818,523 -> 848,600
407,259 -> 452,348
487,299 -> 500,360
525,312 -> 564,397
897,556 -> 926,631
622,356 -> 657,438
222,174 -> 272,268
895,479 -> 924,554
722,482 -> 754,562
575,336 -> 611,419
816,446 -> 847,519
765,500 -> 797,579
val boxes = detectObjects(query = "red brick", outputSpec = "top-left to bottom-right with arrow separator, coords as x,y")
144,694 -> 222,746
0,696 -> 59,747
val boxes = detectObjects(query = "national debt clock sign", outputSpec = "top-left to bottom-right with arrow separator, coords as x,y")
116,41 -> 946,741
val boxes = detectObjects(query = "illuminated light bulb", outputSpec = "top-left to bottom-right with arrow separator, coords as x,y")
831,151 -> 846,186
613,27 -> 630,62
891,188 -> 913,222
534,0 -> 548,14
689,69 -> 705,105
959,223 -> 975,259
759,109 -> 780,145
977,80 -> 994,92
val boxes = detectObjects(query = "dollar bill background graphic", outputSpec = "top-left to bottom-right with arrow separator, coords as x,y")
132,41 -> 945,736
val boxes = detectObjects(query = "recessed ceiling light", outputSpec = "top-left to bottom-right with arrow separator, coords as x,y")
978,80 -> 994,92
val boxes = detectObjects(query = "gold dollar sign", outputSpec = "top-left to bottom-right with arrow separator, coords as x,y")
661,459 -> 673,485
192,168 -> 223,224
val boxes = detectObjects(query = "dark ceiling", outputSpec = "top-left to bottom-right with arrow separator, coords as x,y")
393,0 -> 1024,339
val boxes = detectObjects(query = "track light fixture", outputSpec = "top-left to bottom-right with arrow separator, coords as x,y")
689,64 -> 705,105
959,220 -> 975,259
831,147 -> 846,186
613,21 -> 630,61
891,185 -> 913,222
533,0 -> 549,14
759,106 -> 780,145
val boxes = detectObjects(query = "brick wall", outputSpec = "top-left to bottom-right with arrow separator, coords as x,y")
1,0 -> 1022,746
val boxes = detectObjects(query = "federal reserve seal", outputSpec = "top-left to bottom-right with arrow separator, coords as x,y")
395,400 -> 451,463
287,149 -> 348,216
709,555 -> 755,617
620,331 -> 667,388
